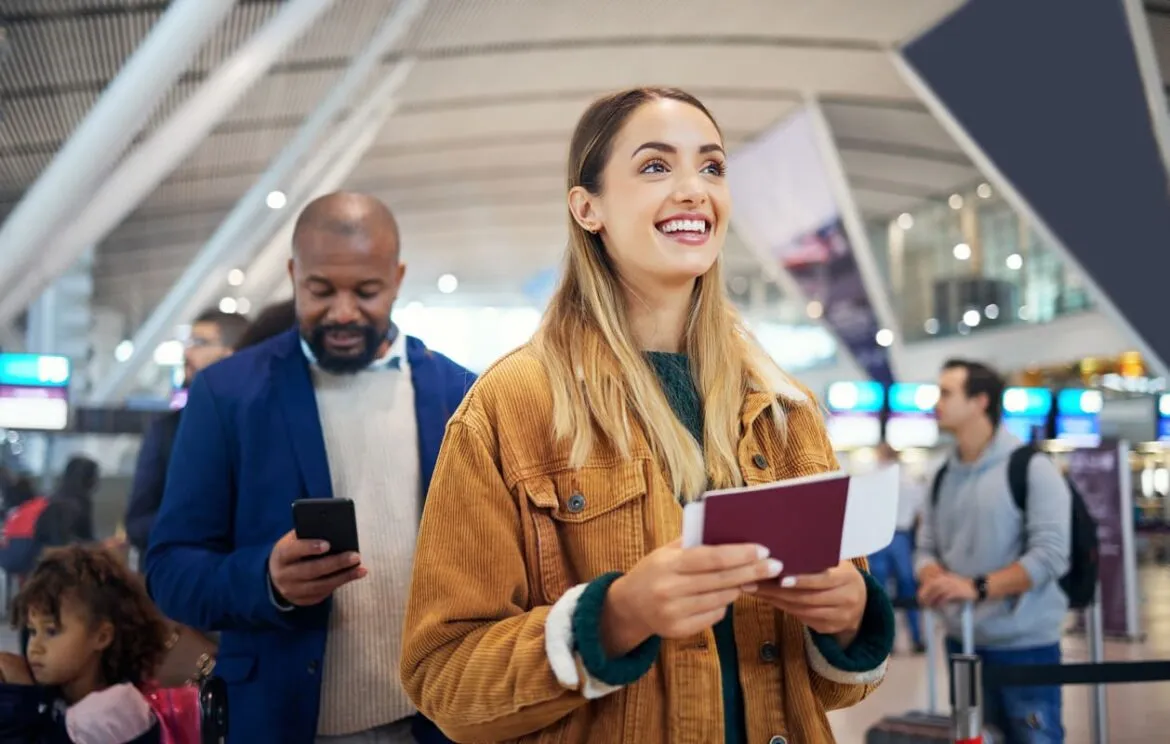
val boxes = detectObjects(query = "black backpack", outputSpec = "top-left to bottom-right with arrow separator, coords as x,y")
930,445 -> 1099,610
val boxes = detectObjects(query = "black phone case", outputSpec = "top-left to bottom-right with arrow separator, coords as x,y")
292,498 -> 360,556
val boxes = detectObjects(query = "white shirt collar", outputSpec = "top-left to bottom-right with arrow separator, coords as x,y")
299,326 -> 407,372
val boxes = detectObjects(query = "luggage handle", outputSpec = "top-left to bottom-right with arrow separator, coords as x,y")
923,600 -> 974,715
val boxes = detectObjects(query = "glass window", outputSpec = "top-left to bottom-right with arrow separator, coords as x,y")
871,183 -> 1092,342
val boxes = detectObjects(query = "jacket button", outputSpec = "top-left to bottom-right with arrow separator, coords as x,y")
752,454 -> 768,469
759,642 -> 779,663
307,660 -> 318,675
567,492 -> 586,513
769,737 -> 787,744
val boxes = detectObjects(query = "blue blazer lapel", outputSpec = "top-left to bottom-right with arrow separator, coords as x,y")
407,336 -> 448,500
272,329 -> 333,500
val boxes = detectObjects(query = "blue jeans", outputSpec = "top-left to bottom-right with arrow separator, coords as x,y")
945,640 -> 1065,744
868,530 -> 922,646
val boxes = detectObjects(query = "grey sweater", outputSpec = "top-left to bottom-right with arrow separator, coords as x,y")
915,428 -> 1071,648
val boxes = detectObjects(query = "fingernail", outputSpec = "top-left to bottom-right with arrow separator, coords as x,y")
742,583 -> 758,593
317,542 -> 330,553
756,545 -> 770,560
781,576 -> 798,588
766,559 -> 784,577
350,554 -> 361,565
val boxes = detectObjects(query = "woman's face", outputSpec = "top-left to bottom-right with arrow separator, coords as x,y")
571,98 -> 730,295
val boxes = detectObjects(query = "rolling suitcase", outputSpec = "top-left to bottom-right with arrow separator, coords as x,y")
864,604 -> 986,743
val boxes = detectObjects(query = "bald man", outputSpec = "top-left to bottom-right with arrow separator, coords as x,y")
146,192 -> 475,744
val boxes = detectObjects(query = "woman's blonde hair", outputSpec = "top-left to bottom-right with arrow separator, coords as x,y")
532,87 -> 794,502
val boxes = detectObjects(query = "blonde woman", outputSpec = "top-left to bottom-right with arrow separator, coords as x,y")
400,87 -> 894,744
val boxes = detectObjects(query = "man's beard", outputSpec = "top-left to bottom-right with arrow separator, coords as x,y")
306,322 -> 384,375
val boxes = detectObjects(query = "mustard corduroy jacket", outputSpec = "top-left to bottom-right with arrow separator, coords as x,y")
400,347 -> 887,743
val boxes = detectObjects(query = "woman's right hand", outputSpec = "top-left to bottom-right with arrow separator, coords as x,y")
601,539 -> 782,655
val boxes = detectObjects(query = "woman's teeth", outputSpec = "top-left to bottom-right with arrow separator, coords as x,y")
658,219 -> 708,234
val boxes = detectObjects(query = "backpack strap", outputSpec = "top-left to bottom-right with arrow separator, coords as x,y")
1007,445 -> 1037,514
930,462 -> 949,507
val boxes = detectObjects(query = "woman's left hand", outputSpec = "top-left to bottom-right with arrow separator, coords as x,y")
750,560 -> 867,644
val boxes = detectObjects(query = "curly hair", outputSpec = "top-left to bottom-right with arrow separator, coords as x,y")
10,544 -> 169,687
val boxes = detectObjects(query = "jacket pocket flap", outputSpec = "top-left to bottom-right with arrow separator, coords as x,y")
211,654 -> 257,684
526,460 -> 649,523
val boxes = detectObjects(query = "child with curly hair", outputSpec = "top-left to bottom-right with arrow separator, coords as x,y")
0,544 -> 170,744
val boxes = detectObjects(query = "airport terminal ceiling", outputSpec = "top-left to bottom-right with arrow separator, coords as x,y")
0,0 -> 974,329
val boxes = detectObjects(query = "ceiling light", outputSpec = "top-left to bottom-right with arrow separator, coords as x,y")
985,303 -> 1000,320
1018,304 -> 1031,320
948,194 -> 964,210
114,340 -> 134,363
977,183 -> 992,199
437,274 -> 458,294
962,309 -> 981,327
953,242 -> 972,260
875,328 -> 894,347
236,298 -> 252,315
219,297 -> 238,314
227,268 -> 245,286
924,318 -> 940,335
897,213 -> 914,230
1005,253 -> 1023,270
153,340 -> 184,367
266,190 -> 287,209
806,300 -> 824,319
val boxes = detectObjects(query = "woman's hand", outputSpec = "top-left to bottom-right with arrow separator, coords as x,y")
601,539 -> 783,655
752,560 -> 867,647
0,652 -> 33,685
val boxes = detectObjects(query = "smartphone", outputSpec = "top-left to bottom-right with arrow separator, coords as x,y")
292,498 -> 360,557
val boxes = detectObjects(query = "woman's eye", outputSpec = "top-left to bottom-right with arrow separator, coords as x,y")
640,159 -> 668,174
702,161 -> 726,177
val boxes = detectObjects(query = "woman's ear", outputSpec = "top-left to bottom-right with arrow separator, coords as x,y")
568,186 -> 603,234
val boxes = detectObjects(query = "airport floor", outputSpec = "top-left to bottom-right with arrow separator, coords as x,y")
2,570 -> 1167,742
830,566 -> 1170,743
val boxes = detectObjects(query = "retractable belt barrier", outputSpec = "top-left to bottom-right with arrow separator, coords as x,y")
888,588 -> 1170,744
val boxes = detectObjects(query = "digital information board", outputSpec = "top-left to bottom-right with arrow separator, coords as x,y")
1158,393 -> 1170,443
0,353 -> 71,431
1054,388 -> 1104,448
824,381 -> 884,450
1001,387 -> 1053,444
886,382 -> 940,449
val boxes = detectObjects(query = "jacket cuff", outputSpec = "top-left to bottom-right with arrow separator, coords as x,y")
267,571 -> 296,613
544,573 -> 660,699
805,570 -> 894,685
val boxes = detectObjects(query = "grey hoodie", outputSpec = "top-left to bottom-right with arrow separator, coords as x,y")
915,427 -> 1071,649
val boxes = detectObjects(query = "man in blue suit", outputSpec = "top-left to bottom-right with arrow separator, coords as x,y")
146,192 -> 475,744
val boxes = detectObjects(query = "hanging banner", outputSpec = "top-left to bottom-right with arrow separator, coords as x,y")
779,217 -> 892,386
1067,440 -> 1140,639
901,0 -> 1170,373
729,110 -> 893,386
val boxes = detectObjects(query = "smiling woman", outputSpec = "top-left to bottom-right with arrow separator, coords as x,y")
399,88 -> 895,744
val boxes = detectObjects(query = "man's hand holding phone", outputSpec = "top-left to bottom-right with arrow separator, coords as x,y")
267,530 -> 367,607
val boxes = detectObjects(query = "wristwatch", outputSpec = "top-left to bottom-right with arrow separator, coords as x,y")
973,575 -> 989,602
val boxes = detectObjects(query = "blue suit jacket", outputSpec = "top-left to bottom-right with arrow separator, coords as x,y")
145,330 -> 476,744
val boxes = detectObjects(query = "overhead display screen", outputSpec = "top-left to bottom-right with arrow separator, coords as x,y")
824,381 -> 884,450
886,383 -> 940,449
1054,388 -> 1103,448
1001,387 -> 1053,444
1157,393 -> 1170,443
0,353 -> 71,431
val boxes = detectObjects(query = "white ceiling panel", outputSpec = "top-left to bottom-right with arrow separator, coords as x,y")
399,45 -> 913,104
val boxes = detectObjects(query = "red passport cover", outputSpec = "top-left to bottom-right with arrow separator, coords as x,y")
701,476 -> 850,577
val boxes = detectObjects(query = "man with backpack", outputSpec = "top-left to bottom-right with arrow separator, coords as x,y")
915,359 -> 1076,744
